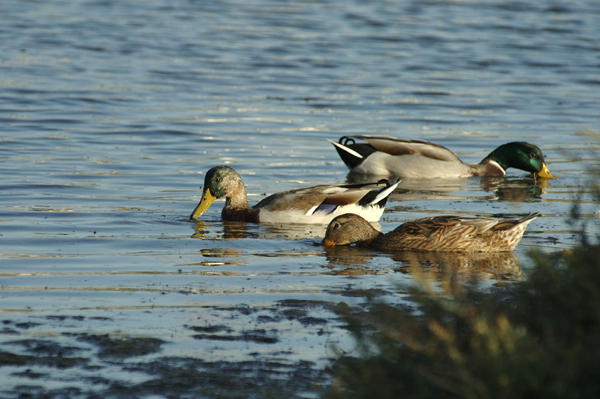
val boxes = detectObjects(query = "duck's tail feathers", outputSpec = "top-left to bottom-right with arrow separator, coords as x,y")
358,178 -> 401,207
516,212 -> 540,226
328,139 -> 363,157
328,138 -> 377,169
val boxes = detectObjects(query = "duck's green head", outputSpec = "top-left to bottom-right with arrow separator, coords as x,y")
190,166 -> 241,220
487,142 -> 553,178
203,165 -> 239,198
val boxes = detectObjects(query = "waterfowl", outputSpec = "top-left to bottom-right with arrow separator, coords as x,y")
190,165 -> 400,224
329,135 -> 553,179
321,212 -> 539,253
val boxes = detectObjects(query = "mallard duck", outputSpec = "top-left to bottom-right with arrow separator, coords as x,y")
321,212 -> 539,253
329,135 -> 553,179
190,165 -> 400,224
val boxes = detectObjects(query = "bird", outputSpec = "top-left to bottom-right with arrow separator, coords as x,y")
189,165 -> 400,224
321,212 -> 539,253
329,135 -> 553,179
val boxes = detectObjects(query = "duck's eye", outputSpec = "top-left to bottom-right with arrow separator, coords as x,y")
215,177 -> 223,183
530,153 -> 537,159
333,222 -> 341,230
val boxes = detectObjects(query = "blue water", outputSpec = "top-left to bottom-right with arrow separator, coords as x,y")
1,0 -> 599,397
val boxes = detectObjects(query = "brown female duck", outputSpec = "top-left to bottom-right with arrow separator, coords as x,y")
321,212 -> 539,253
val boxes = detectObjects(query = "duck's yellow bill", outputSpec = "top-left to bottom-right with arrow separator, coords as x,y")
321,238 -> 336,248
536,163 -> 554,179
190,189 -> 216,220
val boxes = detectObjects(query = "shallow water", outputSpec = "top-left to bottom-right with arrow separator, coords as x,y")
1,0 -> 599,397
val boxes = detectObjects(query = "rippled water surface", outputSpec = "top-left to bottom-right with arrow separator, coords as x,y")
1,0 -> 599,397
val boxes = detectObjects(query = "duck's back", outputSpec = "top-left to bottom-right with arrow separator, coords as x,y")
372,214 -> 536,252
372,216 -> 481,251
358,137 -> 461,162
346,136 -> 470,177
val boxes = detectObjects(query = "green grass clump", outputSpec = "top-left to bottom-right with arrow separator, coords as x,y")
326,219 -> 600,399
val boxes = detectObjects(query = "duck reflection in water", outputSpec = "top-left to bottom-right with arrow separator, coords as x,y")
392,250 -> 523,282
190,220 -> 257,240
481,176 -> 549,202
321,245 -> 379,277
191,219 -> 330,241
346,172 -> 552,202
346,174 -> 550,203
322,244 -> 523,281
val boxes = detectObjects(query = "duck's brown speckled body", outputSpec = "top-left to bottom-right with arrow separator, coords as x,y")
322,212 -> 538,253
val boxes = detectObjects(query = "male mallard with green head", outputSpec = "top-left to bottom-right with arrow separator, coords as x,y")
329,135 -> 553,179
190,165 -> 400,224
321,212 -> 538,253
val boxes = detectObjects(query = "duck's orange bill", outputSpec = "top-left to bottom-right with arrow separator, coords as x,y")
536,163 -> 554,179
321,238 -> 336,247
190,189 -> 216,220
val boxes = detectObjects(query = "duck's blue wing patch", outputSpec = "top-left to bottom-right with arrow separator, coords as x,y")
312,203 -> 338,215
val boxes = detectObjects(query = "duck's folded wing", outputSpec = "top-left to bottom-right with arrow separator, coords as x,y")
322,179 -> 399,206
394,216 -> 483,237
386,216 -> 481,251
307,183 -> 395,215
352,135 -> 462,163
254,180 -> 399,215
408,214 -> 536,236
253,189 -> 322,213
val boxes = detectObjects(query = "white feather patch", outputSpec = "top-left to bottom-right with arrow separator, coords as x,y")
368,179 -> 401,205
260,203 -> 385,224
328,139 -> 364,159
305,205 -> 319,216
